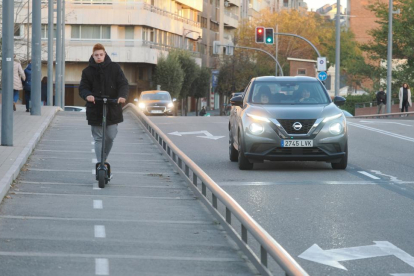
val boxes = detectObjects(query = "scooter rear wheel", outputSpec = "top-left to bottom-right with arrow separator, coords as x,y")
98,170 -> 106,188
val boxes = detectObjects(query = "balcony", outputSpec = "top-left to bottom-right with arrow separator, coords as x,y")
224,11 -> 239,29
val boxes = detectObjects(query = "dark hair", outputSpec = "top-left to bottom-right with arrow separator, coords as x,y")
403,83 -> 410,89
41,76 -> 48,84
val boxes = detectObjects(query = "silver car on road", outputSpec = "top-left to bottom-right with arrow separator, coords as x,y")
229,76 -> 348,170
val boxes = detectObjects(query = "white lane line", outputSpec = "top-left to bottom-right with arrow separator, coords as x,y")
92,149 -> 95,153
94,225 -> 106,238
92,158 -> 98,163
92,169 -> 96,175
359,120 -> 412,126
91,141 -> 95,145
95,258 -> 109,275
358,171 -> 381,180
93,200 -> 103,209
348,122 -> 414,142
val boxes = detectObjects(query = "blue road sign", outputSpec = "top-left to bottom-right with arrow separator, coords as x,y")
318,71 -> 327,82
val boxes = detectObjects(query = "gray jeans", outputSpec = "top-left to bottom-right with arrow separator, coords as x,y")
91,124 -> 118,162
377,103 -> 385,114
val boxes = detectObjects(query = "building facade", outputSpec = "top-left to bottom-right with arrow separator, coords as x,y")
15,0 -> 203,107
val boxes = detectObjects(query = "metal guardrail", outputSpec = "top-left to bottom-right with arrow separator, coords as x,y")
124,104 -> 309,276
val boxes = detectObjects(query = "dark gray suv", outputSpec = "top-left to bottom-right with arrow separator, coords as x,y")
229,76 -> 348,170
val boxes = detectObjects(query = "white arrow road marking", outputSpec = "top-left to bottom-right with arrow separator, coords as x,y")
299,241 -> 414,274
371,170 -> 403,183
168,130 -> 224,140
358,171 -> 380,180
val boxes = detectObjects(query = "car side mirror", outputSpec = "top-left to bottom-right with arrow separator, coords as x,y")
333,96 -> 346,106
230,95 -> 243,107
173,98 -> 177,102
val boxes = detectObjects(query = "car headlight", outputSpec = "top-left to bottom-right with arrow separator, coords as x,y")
247,113 -> 270,123
323,113 -> 342,123
138,103 -> 145,109
329,122 -> 343,135
167,102 -> 174,108
249,123 -> 264,135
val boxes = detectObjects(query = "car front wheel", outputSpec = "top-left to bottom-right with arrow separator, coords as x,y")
238,133 -> 253,170
331,143 -> 348,170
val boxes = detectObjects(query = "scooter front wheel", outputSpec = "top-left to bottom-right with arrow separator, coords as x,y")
98,170 -> 106,188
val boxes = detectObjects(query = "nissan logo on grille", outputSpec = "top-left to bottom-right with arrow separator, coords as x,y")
293,122 -> 302,131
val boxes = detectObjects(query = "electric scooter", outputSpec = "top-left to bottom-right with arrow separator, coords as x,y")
95,97 -> 118,188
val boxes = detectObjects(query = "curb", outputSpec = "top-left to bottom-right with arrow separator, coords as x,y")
0,107 -> 61,203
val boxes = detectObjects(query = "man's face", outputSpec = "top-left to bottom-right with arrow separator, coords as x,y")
93,50 -> 106,64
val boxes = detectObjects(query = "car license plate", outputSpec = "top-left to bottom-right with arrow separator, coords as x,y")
151,110 -> 163,114
281,140 -> 313,147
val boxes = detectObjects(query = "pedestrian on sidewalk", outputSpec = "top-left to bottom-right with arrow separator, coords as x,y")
399,83 -> 412,112
41,77 -> 48,106
376,87 -> 386,114
23,60 -> 32,112
199,106 -> 206,116
13,55 -> 26,111
79,43 -> 129,166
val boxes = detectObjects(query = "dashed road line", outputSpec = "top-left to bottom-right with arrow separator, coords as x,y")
94,225 -> 106,238
93,200 -> 103,209
95,258 -> 109,275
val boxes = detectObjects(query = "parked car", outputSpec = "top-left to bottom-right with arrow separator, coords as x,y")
136,90 -> 175,116
229,76 -> 348,170
64,106 -> 86,112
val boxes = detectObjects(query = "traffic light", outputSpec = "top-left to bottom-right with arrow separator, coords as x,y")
265,28 -> 274,44
255,27 -> 264,43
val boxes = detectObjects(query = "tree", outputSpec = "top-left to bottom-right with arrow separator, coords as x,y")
190,66 -> 211,116
361,0 -> 414,96
153,53 -> 184,100
170,50 -> 198,116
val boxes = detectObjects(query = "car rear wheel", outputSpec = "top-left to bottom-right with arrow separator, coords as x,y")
229,129 -> 238,162
331,143 -> 348,170
238,133 -> 253,170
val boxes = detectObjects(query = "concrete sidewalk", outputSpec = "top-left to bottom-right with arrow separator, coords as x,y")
0,104 -> 60,201
0,108 -> 256,275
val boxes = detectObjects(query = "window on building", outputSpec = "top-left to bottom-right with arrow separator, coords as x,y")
210,21 -> 219,32
71,25 -> 111,39
297,69 -> 306,75
14,24 -> 24,38
41,24 -> 57,39
283,0 -> 288,7
201,17 -> 207,28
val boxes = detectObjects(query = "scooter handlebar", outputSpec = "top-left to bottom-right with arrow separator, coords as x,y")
94,97 -> 120,104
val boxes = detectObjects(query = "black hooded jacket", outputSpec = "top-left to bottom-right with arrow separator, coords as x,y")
79,54 -> 129,126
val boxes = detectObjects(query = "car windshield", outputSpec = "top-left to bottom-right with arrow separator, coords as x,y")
249,81 -> 330,105
140,92 -> 171,101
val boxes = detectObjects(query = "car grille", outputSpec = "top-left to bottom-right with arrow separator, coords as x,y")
269,147 -> 325,156
278,119 -> 316,134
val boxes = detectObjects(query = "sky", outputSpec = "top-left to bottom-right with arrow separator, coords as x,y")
305,0 -> 347,12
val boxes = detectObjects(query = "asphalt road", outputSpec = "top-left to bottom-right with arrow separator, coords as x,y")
149,115 -> 414,276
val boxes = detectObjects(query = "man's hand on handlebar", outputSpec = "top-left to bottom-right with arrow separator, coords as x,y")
86,95 -> 95,104
117,97 -> 126,104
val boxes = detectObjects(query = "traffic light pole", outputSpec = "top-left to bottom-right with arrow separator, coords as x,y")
214,43 -> 284,76
274,33 -> 321,57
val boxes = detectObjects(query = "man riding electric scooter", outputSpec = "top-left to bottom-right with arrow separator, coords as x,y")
79,43 -> 129,188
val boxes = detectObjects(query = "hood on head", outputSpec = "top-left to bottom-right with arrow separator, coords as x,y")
89,54 -> 112,68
